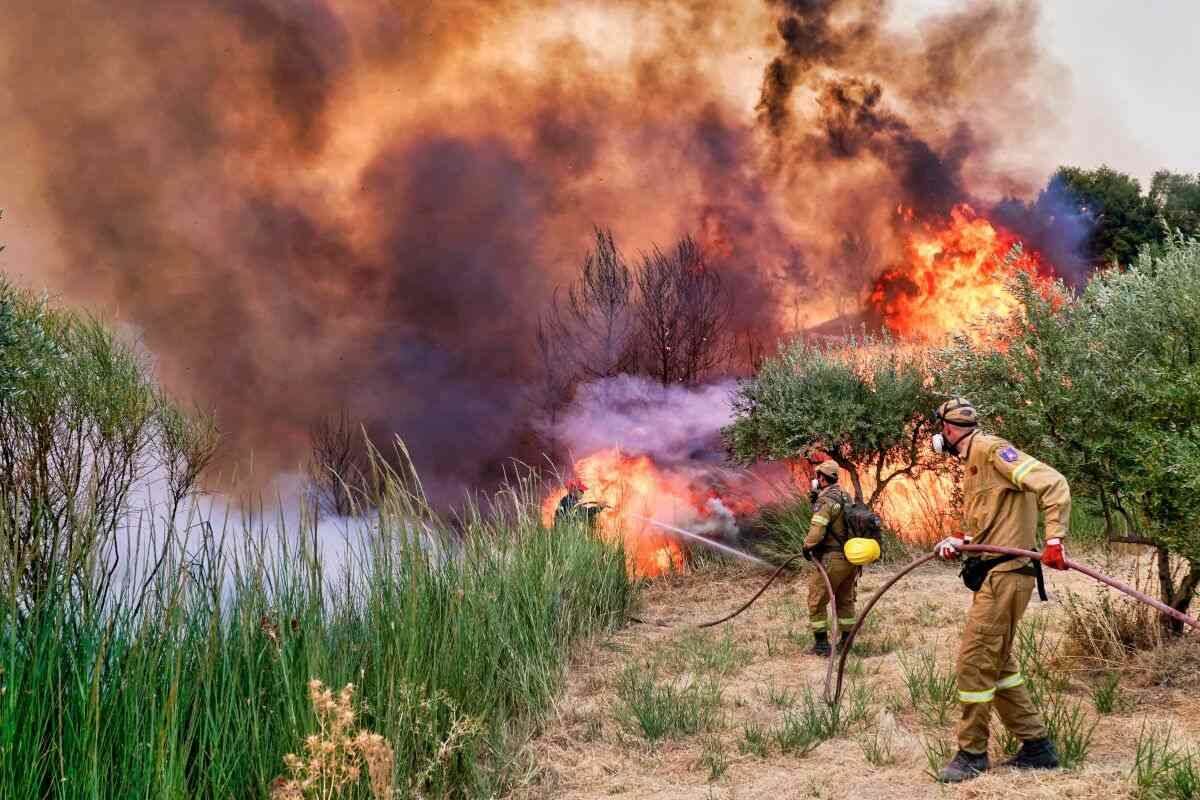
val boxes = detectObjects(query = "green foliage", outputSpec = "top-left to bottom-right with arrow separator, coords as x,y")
897,647 -> 958,727
1012,618 -> 1096,768
921,736 -> 954,779
613,664 -> 722,742
1150,171 -> 1200,240
1091,672 -> 1127,714
1042,693 -> 1097,769
0,278 -> 220,612
667,630 -> 751,677
725,336 -> 940,504
696,734 -> 729,782
0,468 -> 635,798
940,237 -> 1200,613
770,685 -> 871,757
1045,165 -> 1161,267
1134,724 -> 1200,800
739,724 -> 770,758
754,495 -> 813,564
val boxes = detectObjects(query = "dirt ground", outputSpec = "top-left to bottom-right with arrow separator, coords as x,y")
512,553 -> 1200,800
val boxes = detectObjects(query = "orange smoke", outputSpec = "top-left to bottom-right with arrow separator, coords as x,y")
871,204 -> 1054,344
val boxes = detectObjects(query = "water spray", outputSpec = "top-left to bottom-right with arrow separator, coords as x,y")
629,513 -> 768,567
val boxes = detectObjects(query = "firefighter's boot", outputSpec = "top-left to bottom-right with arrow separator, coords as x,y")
1003,737 -> 1059,770
810,631 -> 831,657
937,750 -> 989,783
839,630 -> 852,651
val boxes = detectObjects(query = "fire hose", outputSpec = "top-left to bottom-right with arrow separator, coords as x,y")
697,553 -> 845,702
830,544 -> 1200,707
699,543 -> 1200,709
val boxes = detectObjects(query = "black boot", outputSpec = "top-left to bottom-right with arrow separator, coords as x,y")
937,750 -> 989,783
810,631 -> 831,656
1002,737 -> 1060,770
839,631 -> 851,651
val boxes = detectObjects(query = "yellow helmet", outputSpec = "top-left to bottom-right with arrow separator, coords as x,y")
844,537 -> 881,566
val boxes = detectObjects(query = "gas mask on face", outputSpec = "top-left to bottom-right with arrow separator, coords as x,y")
932,428 -> 968,457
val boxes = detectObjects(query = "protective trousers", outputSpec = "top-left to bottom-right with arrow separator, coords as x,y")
956,570 -> 1048,754
807,552 -> 858,633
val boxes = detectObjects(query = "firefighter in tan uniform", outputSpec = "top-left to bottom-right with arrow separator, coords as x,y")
931,398 -> 1070,782
802,460 -> 859,656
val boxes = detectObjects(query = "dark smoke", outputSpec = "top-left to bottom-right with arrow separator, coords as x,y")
0,0 -> 1064,502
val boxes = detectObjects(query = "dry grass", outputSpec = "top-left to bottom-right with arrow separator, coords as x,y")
512,553 -> 1200,800
271,680 -> 396,800
1060,556 -> 1166,672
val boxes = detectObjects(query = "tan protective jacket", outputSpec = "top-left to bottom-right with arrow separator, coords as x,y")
961,432 -> 1071,572
805,485 -> 851,550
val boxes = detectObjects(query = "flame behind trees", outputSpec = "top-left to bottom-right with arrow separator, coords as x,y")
724,336 -> 940,507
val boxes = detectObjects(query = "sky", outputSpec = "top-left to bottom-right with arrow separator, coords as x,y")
905,0 -> 1200,186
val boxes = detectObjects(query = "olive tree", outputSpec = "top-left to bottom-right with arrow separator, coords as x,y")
724,335 -> 940,505
940,238 -> 1200,623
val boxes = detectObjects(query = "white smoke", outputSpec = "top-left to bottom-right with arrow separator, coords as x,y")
549,375 -> 738,464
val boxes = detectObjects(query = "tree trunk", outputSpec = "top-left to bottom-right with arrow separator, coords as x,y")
838,461 -> 864,504
1156,546 -> 1200,635
1167,559 -> 1200,636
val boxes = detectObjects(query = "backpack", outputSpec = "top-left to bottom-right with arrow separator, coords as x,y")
842,500 -> 884,542
819,488 -> 883,544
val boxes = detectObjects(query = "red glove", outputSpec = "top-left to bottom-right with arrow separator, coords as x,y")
1042,538 -> 1068,570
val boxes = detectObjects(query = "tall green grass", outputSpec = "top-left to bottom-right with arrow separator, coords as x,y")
0,465 -> 635,799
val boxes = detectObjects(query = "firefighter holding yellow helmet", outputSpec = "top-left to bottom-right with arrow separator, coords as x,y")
931,398 -> 1070,782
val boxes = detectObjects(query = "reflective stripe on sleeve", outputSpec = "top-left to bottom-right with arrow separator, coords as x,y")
1011,459 -> 1038,488
811,515 -> 830,526
958,688 -> 996,703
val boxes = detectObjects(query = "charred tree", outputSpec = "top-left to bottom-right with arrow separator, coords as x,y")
636,236 -> 730,387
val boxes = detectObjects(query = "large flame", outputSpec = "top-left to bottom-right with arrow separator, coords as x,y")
548,204 -> 1063,570
542,450 -> 687,578
871,204 -> 1053,343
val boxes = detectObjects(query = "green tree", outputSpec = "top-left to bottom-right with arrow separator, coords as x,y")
724,335 -> 939,505
1149,170 -> 1200,236
1039,165 -> 1159,267
0,277 -> 219,611
940,238 -> 1200,626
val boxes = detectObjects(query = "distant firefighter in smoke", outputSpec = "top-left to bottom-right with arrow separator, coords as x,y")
554,478 -> 604,529
801,460 -> 860,656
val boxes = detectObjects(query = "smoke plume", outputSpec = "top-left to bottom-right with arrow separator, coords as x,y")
0,0 -> 1063,501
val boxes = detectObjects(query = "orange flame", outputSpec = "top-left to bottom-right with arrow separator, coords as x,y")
871,204 -> 1053,343
542,449 -> 688,578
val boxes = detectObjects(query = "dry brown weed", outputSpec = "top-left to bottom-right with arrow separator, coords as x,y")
271,679 -> 394,800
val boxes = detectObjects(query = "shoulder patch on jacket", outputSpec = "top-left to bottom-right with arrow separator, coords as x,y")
998,446 -> 1019,463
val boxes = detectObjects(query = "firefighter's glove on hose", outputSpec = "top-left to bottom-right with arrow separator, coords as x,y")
934,535 -> 965,560
1042,538 -> 1068,570
802,545 -> 817,562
